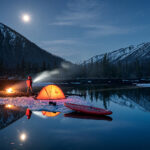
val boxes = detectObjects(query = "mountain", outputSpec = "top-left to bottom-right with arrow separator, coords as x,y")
0,23 -> 66,72
83,42 -> 150,64
81,42 -> 150,78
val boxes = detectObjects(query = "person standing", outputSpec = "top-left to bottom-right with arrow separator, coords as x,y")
26,76 -> 33,94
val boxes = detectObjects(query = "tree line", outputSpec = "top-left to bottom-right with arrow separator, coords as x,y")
0,58 -> 60,77
79,54 -> 150,79
1,53 -> 150,79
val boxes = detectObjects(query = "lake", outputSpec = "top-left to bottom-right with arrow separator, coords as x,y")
0,86 -> 150,150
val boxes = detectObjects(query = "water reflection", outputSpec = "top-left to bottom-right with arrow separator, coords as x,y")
42,111 -> 60,117
5,104 -> 13,108
26,108 -> 32,119
33,111 -> 61,118
64,112 -> 112,121
0,104 -> 26,130
0,87 -> 149,150
20,133 -> 27,142
65,86 -> 150,111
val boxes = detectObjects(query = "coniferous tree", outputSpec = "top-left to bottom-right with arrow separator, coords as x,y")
21,57 -> 25,75
116,61 -> 122,78
135,59 -> 142,79
0,59 -> 4,75
42,61 -> 46,71
101,54 -> 110,78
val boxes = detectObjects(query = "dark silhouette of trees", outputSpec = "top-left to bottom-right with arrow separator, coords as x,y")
79,57 -> 150,79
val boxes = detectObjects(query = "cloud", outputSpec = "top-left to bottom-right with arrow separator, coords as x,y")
85,25 -> 132,36
40,45 -> 85,63
43,0 -> 146,63
49,0 -> 134,37
41,39 -> 77,45
49,21 -> 73,26
86,25 -> 147,37
50,0 -> 101,27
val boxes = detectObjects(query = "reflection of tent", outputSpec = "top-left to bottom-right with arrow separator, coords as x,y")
42,111 -> 60,117
36,85 -> 65,100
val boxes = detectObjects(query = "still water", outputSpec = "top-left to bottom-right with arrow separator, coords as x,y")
0,87 -> 150,150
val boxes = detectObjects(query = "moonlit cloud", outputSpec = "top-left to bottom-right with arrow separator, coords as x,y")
49,21 -> 73,26
86,25 -> 146,37
52,0 -> 100,27
40,45 -> 95,63
41,39 -> 77,45
50,0 -> 132,37
43,0 -> 147,62
40,39 -> 86,62
85,25 -> 132,36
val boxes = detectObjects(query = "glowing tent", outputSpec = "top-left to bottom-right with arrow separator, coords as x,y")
36,85 -> 65,100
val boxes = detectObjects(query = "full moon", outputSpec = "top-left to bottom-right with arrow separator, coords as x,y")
22,14 -> 30,22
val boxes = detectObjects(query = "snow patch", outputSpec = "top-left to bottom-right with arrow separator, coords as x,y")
136,83 -> 150,87
0,96 -> 88,113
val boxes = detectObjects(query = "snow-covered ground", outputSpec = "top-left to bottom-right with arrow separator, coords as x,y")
136,83 -> 150,87
0,82 -> 90,114
0,96 -> 88,113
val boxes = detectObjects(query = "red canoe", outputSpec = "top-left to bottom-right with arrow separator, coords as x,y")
64,103 -> 112,116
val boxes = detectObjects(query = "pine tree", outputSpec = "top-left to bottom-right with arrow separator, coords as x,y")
116,61 -> 123,78
101,54 -> 110,78
0,59 -> 4,75
42,61 -> 46,70
135,59 -> 142,79
21,57 -> 25,75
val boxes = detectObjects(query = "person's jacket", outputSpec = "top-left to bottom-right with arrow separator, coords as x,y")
26,79 -> 32,87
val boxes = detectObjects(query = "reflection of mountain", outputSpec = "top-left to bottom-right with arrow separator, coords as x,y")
65,86 -> 150,112
111,89 -> 150,112
0,105 -> 26,130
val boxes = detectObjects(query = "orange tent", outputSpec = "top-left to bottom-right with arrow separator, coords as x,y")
42,111 -> 60,117
36,84 -> 65,100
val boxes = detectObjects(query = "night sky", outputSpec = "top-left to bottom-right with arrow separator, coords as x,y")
0,0 -> 150,63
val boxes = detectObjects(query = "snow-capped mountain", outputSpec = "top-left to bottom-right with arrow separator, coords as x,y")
84,42 -> 150,64
111,93 -> 150,112
0,23 -> 66,69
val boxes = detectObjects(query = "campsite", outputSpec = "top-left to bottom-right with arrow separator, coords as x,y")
1,0 -> 150,150
0,79 -> 150,150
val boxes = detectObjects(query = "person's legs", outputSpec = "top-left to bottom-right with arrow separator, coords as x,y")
30,86 -> 33,93
27,87 -> 29,93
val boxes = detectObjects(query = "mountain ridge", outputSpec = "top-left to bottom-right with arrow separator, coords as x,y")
0,22 -> 67,72
83,42 -> 150,64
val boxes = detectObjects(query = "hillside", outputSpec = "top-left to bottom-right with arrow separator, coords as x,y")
0,23 -> 67,74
